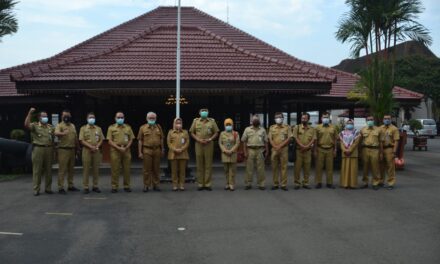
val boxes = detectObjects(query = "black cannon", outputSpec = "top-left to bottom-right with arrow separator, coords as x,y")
0,137 -> 32,173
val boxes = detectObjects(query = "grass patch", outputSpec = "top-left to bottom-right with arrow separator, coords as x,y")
0,174 -> 20,182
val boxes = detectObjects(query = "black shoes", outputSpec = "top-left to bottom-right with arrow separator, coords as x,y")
302,185 -> 311,190
372,185 -> 380,190
197,187 -> 204,191
281,186 -> 288,191
204,187 -> 213,191
45,190 -> 54,194
153,186 -> 161,192
293,186 -> 300,190
258,186 -> 266,190
360,184 -> 368,189
92,187 -> 101,193
326,184 -> 335,189
68,186 -> 80,192
58,189 -> 67,194
124,188 -> 132,193
83,189 -> 90,194
143,186 -> 149,193
271,186 -> 279,190
387,186 -> 394,190
111,189 -> 118,193
315,183 -> 322,189
33,191 -> 40,196
244,185 -> 252,190
224,186 -> 230,190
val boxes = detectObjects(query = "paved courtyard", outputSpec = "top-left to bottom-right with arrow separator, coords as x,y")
1,138 -> 440,264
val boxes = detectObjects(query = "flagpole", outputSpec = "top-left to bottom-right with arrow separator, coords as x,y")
176,0 -> 181,118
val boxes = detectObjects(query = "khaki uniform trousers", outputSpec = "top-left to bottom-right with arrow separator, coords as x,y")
32,146 -> 53,192
195,141 -> 214,188
294,149 -> 312,186
271,147 -> 288,187
58,148 -> 75,190
110,148 -> 131,189
245,148 -> 266,187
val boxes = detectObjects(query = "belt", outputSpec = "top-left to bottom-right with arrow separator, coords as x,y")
383,146 -> 394,149
143,146 -> 161,149
363,146 -> 379,149
318,145 -> 334,149
33,144 -> 52,147
247,146 -> 264,149
58,147 -> 75,150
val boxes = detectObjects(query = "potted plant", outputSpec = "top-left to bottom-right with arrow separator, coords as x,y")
409,119 -> 427,151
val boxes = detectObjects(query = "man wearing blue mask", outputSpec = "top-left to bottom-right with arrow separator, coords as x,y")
380,114 -> 400,190
107,111 -> 135,193
79,112 -> 104,194
24,107 -> 55,196
137,112 -> 164,192
314,112 -> 337,189
190,108 -> 219,191
360,115 -> 383,190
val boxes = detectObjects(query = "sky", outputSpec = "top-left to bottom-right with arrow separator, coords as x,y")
0,0 -> 439,69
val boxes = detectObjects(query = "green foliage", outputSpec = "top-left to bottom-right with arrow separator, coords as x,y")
10,128 -> 26,141
408,119 -> 422,134
0,0 -> 19,41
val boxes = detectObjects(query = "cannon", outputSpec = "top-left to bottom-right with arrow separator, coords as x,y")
0,137 -> 32,173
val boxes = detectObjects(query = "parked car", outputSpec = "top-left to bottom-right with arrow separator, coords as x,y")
417,119 -> 437,138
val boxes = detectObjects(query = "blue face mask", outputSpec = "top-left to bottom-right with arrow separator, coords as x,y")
200,111 -> 208,118
367,120 -> 374,127
40,117 -> 49,124
88,118 -> 96,125
148,120 -> 156,125
225,125 -> 233,132
322,118 -> 330,125
383,119 -> 391,125
116,118 -> 124,125
346,124 -> 354,130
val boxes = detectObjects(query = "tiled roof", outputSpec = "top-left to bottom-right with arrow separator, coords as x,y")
1,6 -> 423,101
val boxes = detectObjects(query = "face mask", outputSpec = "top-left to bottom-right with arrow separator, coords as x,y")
116,118 -> 124,125
225,125 -> 233,132
275,118 -> 283,124
63,116 -> 71,123
302,121 -> 308,125
367,120 -> 374,127
200,111 -> 208,118
383,119 -> 391,125
252,120 -> 260,127
148,120 -> 156,125
322,118 -> 330,125
346,124 -> 354,130
175,124 -> 182,130
40,117 -> 49,124
87,118 -> 96,125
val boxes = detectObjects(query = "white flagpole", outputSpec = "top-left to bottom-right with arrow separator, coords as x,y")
176,0 -> 181,118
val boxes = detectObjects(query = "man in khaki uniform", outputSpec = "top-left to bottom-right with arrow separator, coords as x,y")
138,112 -> 164,192
268,112 -> 291,191
54,110 -> 79,194
360,115 -> 383,190
107,111 -> 135,193
293,113 -> 316,189
25,108 -> 54,196
189,108 -> 219,191
219,118 -> 240,191
314,112 -> 337,189
242,115 -> 268,190
380,114 -> 400,190
79,112 -> 104,194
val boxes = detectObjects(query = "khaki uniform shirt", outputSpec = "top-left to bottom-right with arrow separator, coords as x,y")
55,122 -> 77,148
79,124 -> 104,147
106,124 -> 135,146
137,124 -> 164,147
30,122 -> 54,146
219,131 -> 240,162
189,118 -> 219,140
293,124 -> 316,147
167,129 -> 190,160
315,124 -> 336,148
361,126 -> 382,147
268,124 -> 292,149
380,124 -> 400,147
241,126 -> 268,147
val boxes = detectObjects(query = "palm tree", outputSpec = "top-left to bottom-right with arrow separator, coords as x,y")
0,0 -> 18,42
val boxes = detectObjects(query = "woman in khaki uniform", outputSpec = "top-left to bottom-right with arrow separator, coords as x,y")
167,118 -> 190,191
339,119 -> 361,189
218,118 -> 240,191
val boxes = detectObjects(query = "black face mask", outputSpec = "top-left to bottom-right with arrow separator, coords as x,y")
252,120 -> 260,127
63,116 -> 71,123
302,121 -> 308,125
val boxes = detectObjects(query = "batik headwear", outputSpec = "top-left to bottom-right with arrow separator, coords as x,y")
173,117 -> 183,130
340,119 -> 359,148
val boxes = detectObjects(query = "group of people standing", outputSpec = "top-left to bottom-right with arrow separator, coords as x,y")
24,107 -> 399,196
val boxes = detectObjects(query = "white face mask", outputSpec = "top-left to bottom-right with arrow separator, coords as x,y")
275,118 -> 283,124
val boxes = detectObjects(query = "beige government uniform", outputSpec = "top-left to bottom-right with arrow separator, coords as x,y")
167,129 -> 190,188
79,124 -> 104,189
30,122 -> 54,192
315,124 -> 337,185
361,126 -> 382,186
380,124 -> 400,186
189,118 -> 219,188
241,126 -> 268,187
268,124 -> 291,188
55,121 -> 77,190
219,130 -> 240,187
107,123 -> 135,189
138,124 -> 164,188
293,124 -> 316,187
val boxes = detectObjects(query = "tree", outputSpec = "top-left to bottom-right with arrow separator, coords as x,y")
0,0 -> 18,42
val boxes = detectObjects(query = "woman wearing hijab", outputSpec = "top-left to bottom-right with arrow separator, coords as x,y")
218,118 -> 240,191
339,119 -> 361,189
167,118 -> 190,191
